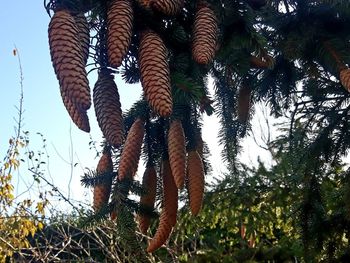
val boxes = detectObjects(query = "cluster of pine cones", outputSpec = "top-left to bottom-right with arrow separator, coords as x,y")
48,0 -> 218,135
48,0 -> 216,253
92,118 -> 205,252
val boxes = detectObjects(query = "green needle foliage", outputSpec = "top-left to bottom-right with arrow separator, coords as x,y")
43,0 -> 350,260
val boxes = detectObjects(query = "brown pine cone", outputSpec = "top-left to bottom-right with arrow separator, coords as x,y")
340,68 -> 350,92
107,0 -> 133,68
139,30 -> 173,117
48,10 -> 91,111
93,70 -> 124,147
93,149 -> 114,211
61,91 -> 90,132
162,159 -> 178,226
168,120 -> 186,189
73,13 -> 90,65
118,118 -> 145,180
150,0 -> 184,15
192,4 -> 218,64
146,210 -> 173,253
138,166 -> 157,234
187,150 -> 204,216
237,85 -> 252,123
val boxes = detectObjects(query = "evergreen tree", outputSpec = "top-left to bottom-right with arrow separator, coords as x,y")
44,0 -> 350,259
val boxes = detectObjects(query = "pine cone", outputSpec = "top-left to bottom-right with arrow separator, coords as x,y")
48,10 -> 91,111
93,70 -> 124,147
150,0 -> 184,15
237,85 -> 252,123
192,5 -> 218,64
107,0 -> 133,68
168,120 -> 186,189
93,150 -> 114,211
340,68 -> 350,92
138,166 -> 157,234
162,159 -> 178,226
187,150 -> 204,216
139,30 -> 173,117
118,118 -> 145,180
147,210 -> 173,253
61,91 -> 90,132
73,13 -> 90,65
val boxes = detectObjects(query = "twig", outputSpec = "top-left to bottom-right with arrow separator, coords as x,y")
28,168 -> 80,212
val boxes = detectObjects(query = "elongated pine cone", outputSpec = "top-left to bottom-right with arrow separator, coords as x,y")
187,150 -> 204,216
138,166 -> 157,234
168,120 -> 186,189
61,92 -> 90,132
162,159 -> 178,226
139,30 -> 173,117
93,149 -> 114,211
48,10 -> 91,111
118,118 -> 145,180
93,70 -> 124,147
150,0 -> 184,15
340,68 -> 350,92
237,85 -> 252,123
73,13 -> 90,65
147,210 -> 173,252
192,5 -> 218,64
107,0 -> 133,68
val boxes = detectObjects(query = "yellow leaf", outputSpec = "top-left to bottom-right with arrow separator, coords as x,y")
37,222 -> 44,230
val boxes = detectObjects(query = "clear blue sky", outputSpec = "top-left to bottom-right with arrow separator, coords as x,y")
0,1 -> 273,213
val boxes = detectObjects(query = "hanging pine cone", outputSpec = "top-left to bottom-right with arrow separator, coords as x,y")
237,85 -> 252,123
146,209 -> 173,253
138,166 -> 157,234
187,150 -> 204,216
162,159 -> 178,226
192,4 -> 218,65
340,68 -> 350,92
139,30 -> 173,117
61,92 -> 90,132
93,70 -> 124,147
48,9 -> 91,111
93,149 -> 114,211
168,120 -> 186,189
150,0 -> 184,16
73,13 -> 90,65
107,0 -> 133,68
118,118 -> 145,180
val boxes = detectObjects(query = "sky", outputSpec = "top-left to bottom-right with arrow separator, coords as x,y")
0,1 -> 273,213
